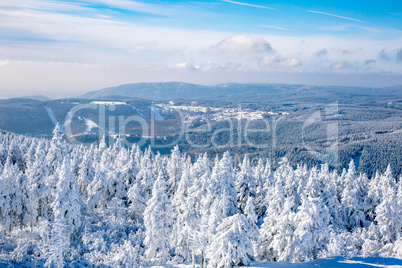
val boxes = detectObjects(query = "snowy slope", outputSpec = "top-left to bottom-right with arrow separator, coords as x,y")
150,257 -> 402,268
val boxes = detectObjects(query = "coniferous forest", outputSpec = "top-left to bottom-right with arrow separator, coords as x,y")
0,125 -> 402,267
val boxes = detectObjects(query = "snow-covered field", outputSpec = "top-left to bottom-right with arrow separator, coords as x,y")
158,103 -> 280,124
90,101 -> 127,105
150,257 -> 402,268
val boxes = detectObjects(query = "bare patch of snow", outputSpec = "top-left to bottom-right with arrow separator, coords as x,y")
90,101 -> 127,105
44,106 -> 58,126
84,118 -> 98,134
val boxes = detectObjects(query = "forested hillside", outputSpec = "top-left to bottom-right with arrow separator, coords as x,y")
0,126 -> 401,267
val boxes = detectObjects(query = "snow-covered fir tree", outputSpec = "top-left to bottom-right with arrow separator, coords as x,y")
143,171 -> 173,264
208,213 -> 259,268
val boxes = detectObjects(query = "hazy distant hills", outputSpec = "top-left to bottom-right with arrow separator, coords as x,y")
20,95 -> 52,101
1,82 -> 401,137
1,82 -> 402,176
0,98 -> 55,135
81,82 -> 307,101
82,82 -> 402,101
82,82 -> 212,100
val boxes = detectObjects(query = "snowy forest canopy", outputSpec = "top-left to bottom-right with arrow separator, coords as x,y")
0,125 -> 402,267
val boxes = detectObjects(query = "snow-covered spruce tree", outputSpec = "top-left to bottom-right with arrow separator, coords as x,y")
244,197 -> 260,247
172,159 -> 194,262
87,164 -> 107,216
87,145 -> 126,219
167,145 -> 182,199
253,158 -> 266,219
188,222 -> 209,268
360,222 -> 382,257
261,159 -> 274,194
105,239 -> 143,267
127,149 -> 154,224
236,154 -> 256,214
43,218 -> 69,268
255,159 -> 274,220
26,140 -> 50,226
340,160 -> 367,231
208,213 -> 259,268
153,151 -> 165,178
127,180 -> 147,223
77,150 -> 95,200
136,147 -> 155,206
305,166 -> 324,199
375,165 -> 401,245
46,123 -> 67,174
24,139 -> 38,172
120,149 -> 138,187
306,164 -> 342,228
320,165 -> 342,228
218,152 -> 238,218
203,156 -> 221,238
131,143 -> 142,168
397,179 -> 402,213
100,143 -> 126,202
0,162 -> 30,232
172,192 -> 201,263
205,152 -> 238,240
285,195 -> 330,262
282,162 -> 301,212
7,140 -> 24,171
144,171 -> 173,264
187,154 -> 211,265
188,153 -> 210,225
367,171 -> 382,221
105,197 -> 128,232
258,180 -> 287,261
51,160 -> 84,238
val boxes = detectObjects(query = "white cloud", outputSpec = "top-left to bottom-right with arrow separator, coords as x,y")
307,10 -> 364,23
221,0 -> 276,10
260,54 -> 302,69
81,0 -> 168,15
397,48 -> 402,62
0,60 -> 10,66
127,42 -> 159,54
260,25 -> 293,32
0,0 -> 90,12
280,58 -> 302,68
330,61 -> 356,70
0,8 -> 226,64
259,55 -> 277,66
209,34 -> 272,55
364,59 -> 376,65
315,49 -> 328,58
174,62 -> 200,71
379,49 -> 391,61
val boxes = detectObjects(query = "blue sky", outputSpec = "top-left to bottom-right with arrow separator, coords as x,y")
0,0 -> 401,98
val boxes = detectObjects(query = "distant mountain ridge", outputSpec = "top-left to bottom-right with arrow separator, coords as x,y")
81,82 -> 212,100
20,95 -> 51,101
81,82 -> 402,101
81,82 -> 309,101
